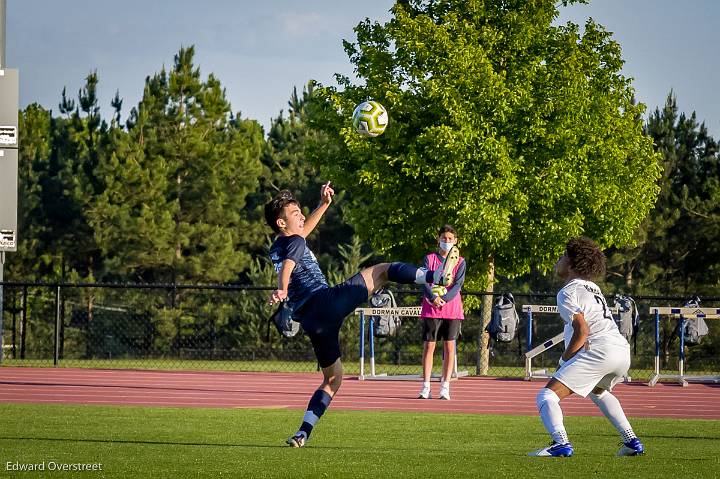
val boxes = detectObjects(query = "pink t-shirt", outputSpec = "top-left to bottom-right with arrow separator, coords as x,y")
420,252 -> 465,320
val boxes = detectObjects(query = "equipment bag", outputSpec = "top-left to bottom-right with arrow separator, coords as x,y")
369,289 -> 400,337
679,298 -> 709,346
486,293 -> 519,342
613,294 -> 639,341
270,301 -> 300,338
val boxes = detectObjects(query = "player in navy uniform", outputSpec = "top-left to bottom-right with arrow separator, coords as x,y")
265,183 -> 458,447
529,237 -> 644,457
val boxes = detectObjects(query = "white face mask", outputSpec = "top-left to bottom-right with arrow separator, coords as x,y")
439,241 -> 454,252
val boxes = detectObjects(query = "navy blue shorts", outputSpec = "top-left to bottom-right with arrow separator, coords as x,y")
294,273 -> 368,368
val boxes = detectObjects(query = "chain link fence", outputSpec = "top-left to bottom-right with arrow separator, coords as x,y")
1,282 -> 718,382
484,294 -> 720,382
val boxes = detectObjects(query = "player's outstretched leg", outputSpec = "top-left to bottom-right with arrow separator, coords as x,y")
287,359 -> 342,447
589,388 -> 644,456
360,245 -> 461,295
528,384 -> 574,457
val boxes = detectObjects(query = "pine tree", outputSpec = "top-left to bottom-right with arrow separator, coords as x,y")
607,92 -> 720,297
88,46 -> 264,284
8,104 -> 52,279
21,72 -> 109,281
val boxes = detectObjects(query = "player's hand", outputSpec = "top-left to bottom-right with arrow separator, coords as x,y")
269,289 -> 288,305
320,181 -> 335,205
432,296 -> 446,308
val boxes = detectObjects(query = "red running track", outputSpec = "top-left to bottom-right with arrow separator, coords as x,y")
1,368 -> 719,419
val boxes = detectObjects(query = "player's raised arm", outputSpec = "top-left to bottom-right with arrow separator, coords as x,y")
301,181 -> 335,238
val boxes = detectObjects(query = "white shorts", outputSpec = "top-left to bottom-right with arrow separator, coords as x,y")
553,340 -> 630,397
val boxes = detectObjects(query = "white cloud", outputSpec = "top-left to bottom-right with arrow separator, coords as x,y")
278,12 -> 331,39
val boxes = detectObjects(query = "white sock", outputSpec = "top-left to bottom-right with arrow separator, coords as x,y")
441,381 -> 450,390
536,388 -> 569,444
422,381 -> 430,389
415,267 -> 429,284
589,391 -> 636,442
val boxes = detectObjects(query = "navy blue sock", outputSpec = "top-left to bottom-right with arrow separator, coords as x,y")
387,262 -> 432,284
298,389 -> 333,438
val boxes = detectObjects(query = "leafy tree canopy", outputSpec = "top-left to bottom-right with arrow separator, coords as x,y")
307,0 -> 661,288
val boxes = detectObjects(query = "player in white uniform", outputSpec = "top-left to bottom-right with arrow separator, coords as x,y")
529,237 -> 645,457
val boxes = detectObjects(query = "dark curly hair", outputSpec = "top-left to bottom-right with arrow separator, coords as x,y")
264,190 -> 299,234
565,236 -> 606,280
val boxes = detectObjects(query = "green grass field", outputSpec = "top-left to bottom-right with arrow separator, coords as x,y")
1,404 -> 718,478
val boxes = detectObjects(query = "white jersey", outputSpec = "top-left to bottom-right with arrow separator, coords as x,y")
556,278 -> 627,348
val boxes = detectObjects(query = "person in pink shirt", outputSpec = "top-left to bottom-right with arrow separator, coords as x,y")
417,225 -> 465,400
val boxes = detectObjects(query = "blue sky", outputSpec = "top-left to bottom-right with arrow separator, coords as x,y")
7,0 -> 720,137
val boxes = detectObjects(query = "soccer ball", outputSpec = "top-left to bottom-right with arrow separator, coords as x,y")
352,100 -> 388,137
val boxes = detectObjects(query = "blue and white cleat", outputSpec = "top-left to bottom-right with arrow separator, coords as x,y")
433,246 -> 460,286
528,442 -> 574,457
617,438 -> 644,456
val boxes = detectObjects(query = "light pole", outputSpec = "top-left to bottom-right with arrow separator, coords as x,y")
0,0 -> 20,363
0,0 -> 6,363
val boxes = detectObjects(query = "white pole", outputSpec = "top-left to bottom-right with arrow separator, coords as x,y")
0,0 -> 5,69
0,1 -> 7,363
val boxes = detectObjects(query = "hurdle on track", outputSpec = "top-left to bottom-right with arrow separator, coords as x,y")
522,304 -> 620,381
355,307 -> 468,381
648,306 -> 720,387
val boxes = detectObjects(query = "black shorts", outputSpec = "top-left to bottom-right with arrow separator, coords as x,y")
294,273 -> 368,368
421,318 -> 461,342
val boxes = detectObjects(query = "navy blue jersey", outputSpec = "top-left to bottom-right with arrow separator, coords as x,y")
269,235 -> 328,311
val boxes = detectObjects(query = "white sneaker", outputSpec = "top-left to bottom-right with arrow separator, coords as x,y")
417,386 -> 431,399
439,385 -> 450,400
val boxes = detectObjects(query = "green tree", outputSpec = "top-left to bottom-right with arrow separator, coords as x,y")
325,235 -> 374,286
307,0 -> 661,372
249,82 -> 357,262
9,73 -> 108,282
8,104 -> 52,279
88,46 -> 264,284
49,72 -> 108,280
8,77 -> 110,358
607,92 -> 720,296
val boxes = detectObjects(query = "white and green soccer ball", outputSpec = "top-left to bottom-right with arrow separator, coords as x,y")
352,100 -> 388,137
